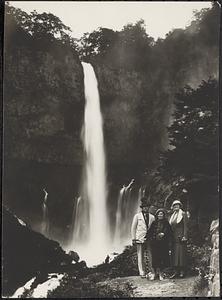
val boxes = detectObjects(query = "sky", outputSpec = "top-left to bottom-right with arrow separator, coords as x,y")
10,1 -> 212,40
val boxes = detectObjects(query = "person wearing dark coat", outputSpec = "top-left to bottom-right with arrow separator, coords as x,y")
148,208 -> 173,280
169,200 -> 188,278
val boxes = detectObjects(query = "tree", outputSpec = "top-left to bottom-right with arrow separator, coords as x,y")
5,4 -> 79,48
78,28 -> 118,60
78,19 -> 154,71
157,79 -> 219,220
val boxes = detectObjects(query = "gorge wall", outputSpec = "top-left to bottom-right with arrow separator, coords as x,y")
3,15 -> 85,240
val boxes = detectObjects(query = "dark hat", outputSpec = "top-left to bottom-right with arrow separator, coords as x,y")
155,208 -> 166,216
140,197 -> 150,208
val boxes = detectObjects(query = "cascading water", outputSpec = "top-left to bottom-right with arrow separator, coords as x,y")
42,188 -> 49,236
68,62 -> 148,264
69,196 -> 82,242
69,62 -> 110,266
114,186 -> 126,245
113,179 -> 139,251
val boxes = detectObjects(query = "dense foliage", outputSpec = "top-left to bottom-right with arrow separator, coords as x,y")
143,79 -> 219,240
5,4 -> 79,48
78,3 -> 220,77
77,3 -> 220,170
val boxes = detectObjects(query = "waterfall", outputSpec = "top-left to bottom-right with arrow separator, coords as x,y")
69,62 -> 110,266
113,179 -> 138,251
113,186 -> 126,246
68,62 -> 146,263
42,188 -> 49,236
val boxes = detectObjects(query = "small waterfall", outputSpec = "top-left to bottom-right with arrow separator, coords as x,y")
137,186 -> 145,207
42,188 -> 49,236
69,62 -> 110,266
113,186 -> 126,246
113,179 -> 138,251
72,196 -> 87,241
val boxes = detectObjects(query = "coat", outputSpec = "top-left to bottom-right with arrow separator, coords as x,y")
170,210 -> 188,267
148,219 -> 173,269
131,212 -> 155,243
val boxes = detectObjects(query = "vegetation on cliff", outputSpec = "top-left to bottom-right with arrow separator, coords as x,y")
144,79 -> 219,235
76,3 -> 219,171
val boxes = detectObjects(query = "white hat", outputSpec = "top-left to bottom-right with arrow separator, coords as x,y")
171,200 -> 182,209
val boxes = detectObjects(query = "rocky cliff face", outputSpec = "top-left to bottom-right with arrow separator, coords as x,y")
94,63 -> 169,170
3,17 -> 85,239
95,65 -> 143,165
4,17 -> 84,165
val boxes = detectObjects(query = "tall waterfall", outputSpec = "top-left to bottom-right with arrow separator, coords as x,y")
69,62 -> 110,266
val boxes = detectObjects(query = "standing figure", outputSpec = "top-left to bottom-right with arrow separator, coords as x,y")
169,200 -> 188,278
131,197 -> 155,279
148,208 -> 173,280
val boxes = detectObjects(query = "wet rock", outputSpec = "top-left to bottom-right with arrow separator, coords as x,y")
68,250 -> 80,263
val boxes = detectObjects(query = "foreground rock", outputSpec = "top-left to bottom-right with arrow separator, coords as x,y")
2,207 -> 83,297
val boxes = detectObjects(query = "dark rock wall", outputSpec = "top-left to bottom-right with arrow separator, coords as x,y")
2,207 -> 72,296
3,17 -> 84,240
4,17 -> 84,164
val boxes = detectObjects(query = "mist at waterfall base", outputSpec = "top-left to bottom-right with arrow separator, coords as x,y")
65,63 -> 142,266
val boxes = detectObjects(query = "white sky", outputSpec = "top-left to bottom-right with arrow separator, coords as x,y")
10,1 -> 212,40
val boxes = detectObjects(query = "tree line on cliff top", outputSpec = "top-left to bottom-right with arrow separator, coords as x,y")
6,2 -> 220,73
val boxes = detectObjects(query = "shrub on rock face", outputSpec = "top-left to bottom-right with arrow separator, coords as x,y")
187,242 -> 211,275
107,246 -> 138,277
192,220 -> 219,296
48,273 -> 134,298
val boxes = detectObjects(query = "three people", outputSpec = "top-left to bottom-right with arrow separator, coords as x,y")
131,198 -> 188,280
131,197 -> 155,279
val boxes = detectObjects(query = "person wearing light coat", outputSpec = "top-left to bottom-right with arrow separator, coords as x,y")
169,200 -> 188,278
131,197 -> 155,279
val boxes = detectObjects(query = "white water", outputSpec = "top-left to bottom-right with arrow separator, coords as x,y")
12,277 -> 36,298
42,188 -> 49,236
113,180 -> 140,252
32,274 -> 64,298
69,62 -> 110,266
11,274 -> 64,298
67,63 -> 147,265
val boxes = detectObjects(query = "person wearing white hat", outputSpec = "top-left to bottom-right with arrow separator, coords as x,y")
169,200 -> 188,278
131,197 -> 155,279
